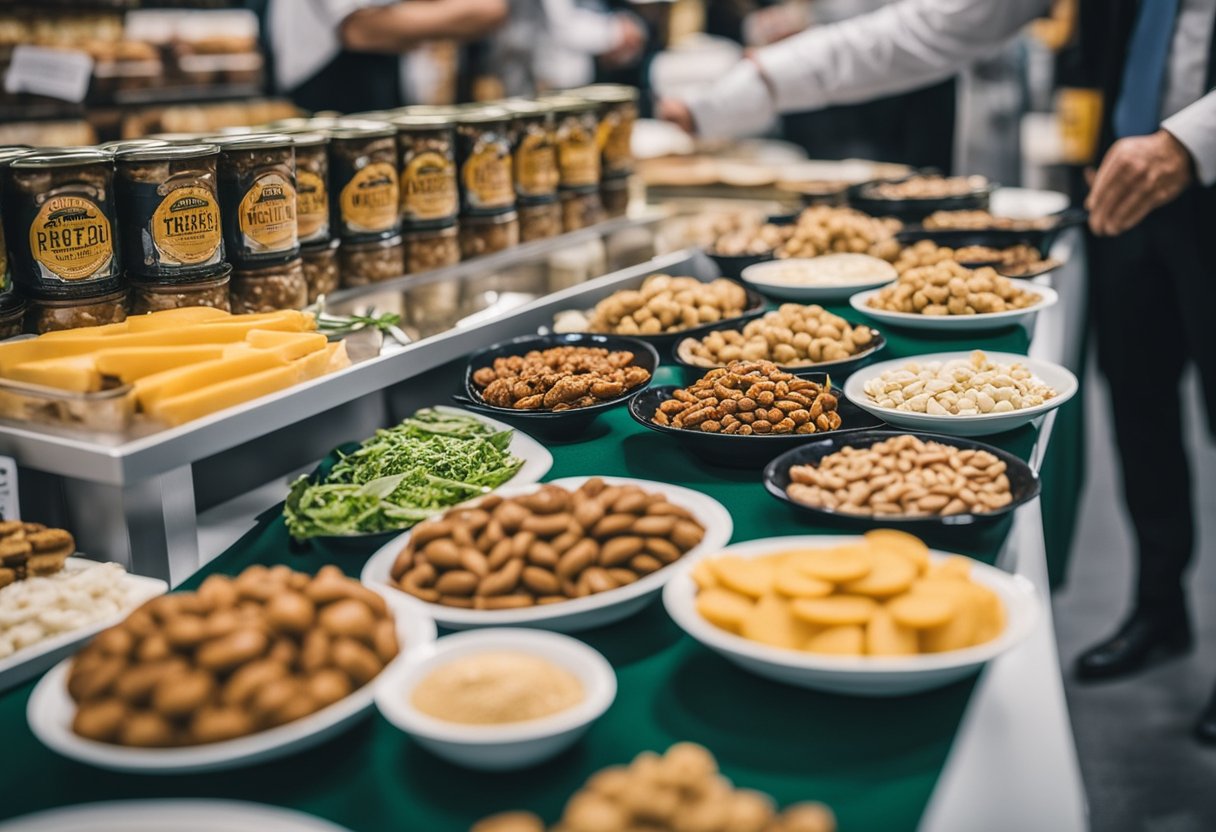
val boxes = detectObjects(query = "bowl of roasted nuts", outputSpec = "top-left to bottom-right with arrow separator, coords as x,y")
551,274 -> 767,350
628,361 -> 886,468
457,333 -> 659,433
703,219 -> 794,278
26,564 -> 437,773
850,260 -> 1058,332
849,175 -> 994,223
663,532 -> 1040,695
361,477 -> 733,632
843,351 -> 1078,437
672,304 -> 886,385
763,431 -> 1040,527
894,232 -> 1062,278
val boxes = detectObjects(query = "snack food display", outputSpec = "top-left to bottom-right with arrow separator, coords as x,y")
65,564 -> 399,747
394,114 -> 459,229
213,134 -> 299,269
678,305 -> 877,369
473,743 -> 837,832
653,361 -> 841,435
922,210 -> 1056,231
860,350 -> 1056,415
555,274 -> 752,336
774,206 -> 902,261
692,530 -> 1005,656
283,408 -> 525,540
865,260 -> 1041,315
860,175 -> 989,200
471,345 -> 651,411
389,479 -> 706,609
410,651 -> 584,725
328,120 -> 401,243
0,522 -> 75,588
894,240 -> 1055,277
785,435 -> 1013,516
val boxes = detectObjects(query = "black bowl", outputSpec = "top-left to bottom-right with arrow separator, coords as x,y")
455,332 -> 661,435
897,207 -> 1086,275
670,321 -> 887,386
628,381 -> 887,468
705,248 -> 775,280
762,429 -> 1040,527
848,176 -> 995,224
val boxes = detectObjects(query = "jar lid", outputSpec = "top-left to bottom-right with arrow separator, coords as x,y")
98,138 -> 170,154
276,130 -> 330,148
501,99 -> 555,117
545,95 -> 597,115
328,119 -> 398,140
0,291 -> 27,315
210,133 -> 294,152
115,143 -> 220,162
0,147 -> 33,167
31,287 -> 128,308
573,84 -> 639,104
11,149 -> 114,169
264,116 -> 342,132
402,104 -> 462,117
455,105 -> 511,125
147,132 -> 215,143
391,113 -> 452,130
301,237 -> 341,254
129,262 -> 232,288
214,125 -> 258,136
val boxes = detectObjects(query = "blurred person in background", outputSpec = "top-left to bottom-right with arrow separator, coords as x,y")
663,0 -> 1216,744
260,0 -> 508,112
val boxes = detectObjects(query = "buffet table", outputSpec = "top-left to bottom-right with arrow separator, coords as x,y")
0,263 -> 1086,830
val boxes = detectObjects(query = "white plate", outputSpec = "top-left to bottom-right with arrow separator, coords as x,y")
663,535 -> 1040,696
362,476 -> 734,633
26,592 -> 436,774
434,405 -> 553,488
0,559 -> 166,693
375,628 -> 616,771
849,285 -> 1059,332
0,800 -> 352,832
842,352 -> 1079,437
740,257 -> 898,303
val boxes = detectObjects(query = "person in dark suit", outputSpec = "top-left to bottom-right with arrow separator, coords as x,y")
661,0 -> 1216,743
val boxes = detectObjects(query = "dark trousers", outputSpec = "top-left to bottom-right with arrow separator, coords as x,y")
1089,190 -> 1216,617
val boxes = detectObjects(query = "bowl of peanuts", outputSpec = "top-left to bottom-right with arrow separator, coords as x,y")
894,229 -> 1063,277
360,477 -> 733,632
457,333 -> 660,433
663,532 -> 1039,695
849,260 -> 1058,332
672,304 -> 887,385
628,361 -> 886,468
849,175 -> 994,223
843,351 -> 1078,437
763,431 -> 1040,527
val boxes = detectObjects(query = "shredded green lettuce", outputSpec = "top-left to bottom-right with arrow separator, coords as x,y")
283,408 -> 524,539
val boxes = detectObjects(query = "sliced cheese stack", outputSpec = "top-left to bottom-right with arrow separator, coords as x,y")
0,307 -> 351,427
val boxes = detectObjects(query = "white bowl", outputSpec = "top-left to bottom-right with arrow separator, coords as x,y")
842,352 -> 1078,437
361,476 -> 734,633
436,405 -> 554,486
740,256 -> 898,303
26,592 -> 437,774
663,535 -> 1040,696
0,800 -> 354,832
375,628 -> 616,770
849,285 -> 1058,332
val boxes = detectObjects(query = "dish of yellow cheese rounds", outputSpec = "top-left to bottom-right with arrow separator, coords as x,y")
691,530 -> 1005,656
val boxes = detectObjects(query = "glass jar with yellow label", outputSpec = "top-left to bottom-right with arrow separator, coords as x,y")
394,114 -> 459,230
302,238 -> 341,303
214,134 -> 300,269
576,84 -> 639,179
115,143 -> 225,281
548,96 -> 602,194
455,106 -> 516,217
340,234 -> 405,287
129,265 -> 232,315
329,120 -> 401,244
27,288 -> 128,334
403,224 -> 459,274
519,200 -> 562,242
503,99 -> 559,205
231,257 -> 308,313
97,138 -> 170,155
459,211 -> 519,259
5,149 -> 123,300
285,131 -> 331,246
0,293 -> 26,340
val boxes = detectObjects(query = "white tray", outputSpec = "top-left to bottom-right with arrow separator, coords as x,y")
849,285 -> 1059,332
0,801 -> 352,832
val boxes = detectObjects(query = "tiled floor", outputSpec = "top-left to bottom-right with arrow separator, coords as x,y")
1053,363 -> 1216,831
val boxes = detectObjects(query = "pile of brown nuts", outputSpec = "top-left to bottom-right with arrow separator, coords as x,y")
68,564 -> 399,747
861,175 -> 988,200
786,435 -> 1014,517
774,206 -> 902,261
653,361 -> 841,435
708,222 -> 795,256
473,742 -> 837,832
923,209 -> 1055,231
583,274 -> 752,336
679,304 -> 875,368
472,346 -> 651,410
866,260 -> 1041,315
895,240 -> 1054,276
390,480 -> 705,609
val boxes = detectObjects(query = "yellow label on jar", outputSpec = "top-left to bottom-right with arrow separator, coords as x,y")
402,151 -> 457,221
238,173 -> 297,253
558,129 -> 600,189
29,195 -> 114,281
515,131 -> 559,197
296,169 -> 329,240
151,185 -> 221,265
340,162 -> 400,233
595,116 -> 614,153
603,112 -> 635,170
462,146 -> 514,210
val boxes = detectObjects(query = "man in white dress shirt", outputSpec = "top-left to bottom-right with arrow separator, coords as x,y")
663,0 -> 1216,744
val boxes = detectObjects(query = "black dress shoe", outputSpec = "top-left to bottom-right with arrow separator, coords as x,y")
1194,692 -> 1216,745
1073,611 -> 1192,681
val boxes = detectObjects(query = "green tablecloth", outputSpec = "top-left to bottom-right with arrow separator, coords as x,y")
0,318 -> 1074,832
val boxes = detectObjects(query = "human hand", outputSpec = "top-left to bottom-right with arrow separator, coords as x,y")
658,98 -> 695,134
602,13 -> 646,68
1085,129 -> 1194,236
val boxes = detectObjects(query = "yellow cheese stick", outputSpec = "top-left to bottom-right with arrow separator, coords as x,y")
93,345 -> 229,383
6,355 -> 102,392
134,348 -> 289,410
325,340 -> 351,373
124,307 -> 232,331
243,329 -> 329,361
